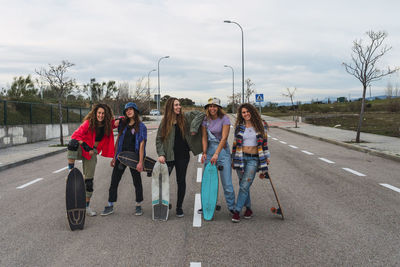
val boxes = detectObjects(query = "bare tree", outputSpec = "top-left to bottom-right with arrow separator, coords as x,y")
36,60 -> 76,145
227,92 -> 242,113
245,78 -> 255,103
385,82 -> 394,99
343,30 -> 399,142
282,87 -> 298,128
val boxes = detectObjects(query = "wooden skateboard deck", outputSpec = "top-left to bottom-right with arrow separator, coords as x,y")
117,151 -> 156,177
66,168 -> 86,230
201,163 -> 219,221
265,172 -> 284,220
151,162 -> 169,221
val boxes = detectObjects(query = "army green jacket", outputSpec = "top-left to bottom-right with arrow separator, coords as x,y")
156,110 -> 205,161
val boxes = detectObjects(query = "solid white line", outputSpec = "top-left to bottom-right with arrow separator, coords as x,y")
190,262 -> 201,267
279,141 -> 287,144
198,154 -> 202,163
53,166 -> 68,173
193,194 -> 202,227
342,168 -> 366,176
318,157 -> 335,164
272,138 -> 278,141
289,145 -> 298,149
301,150 -> 314,155
196,168 -> 202,183
380,183 -> 400,193
17,178 -> 43,189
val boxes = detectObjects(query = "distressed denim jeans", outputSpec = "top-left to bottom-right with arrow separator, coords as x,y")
235,155 -> 259,213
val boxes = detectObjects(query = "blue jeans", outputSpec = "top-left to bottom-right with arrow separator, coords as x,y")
235,155 -> 259,213
204,142 -> 236,211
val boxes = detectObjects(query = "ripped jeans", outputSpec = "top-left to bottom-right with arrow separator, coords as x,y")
235,155 -> 259,213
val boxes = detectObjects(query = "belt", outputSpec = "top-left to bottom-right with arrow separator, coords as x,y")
243,152 -> 258,158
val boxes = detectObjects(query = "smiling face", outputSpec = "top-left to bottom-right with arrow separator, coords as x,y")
241,107 -> 251,122
208,104 -> 218,117
125,107 -> 135,119
173,100 -> 181,115
96,107 -> 105,122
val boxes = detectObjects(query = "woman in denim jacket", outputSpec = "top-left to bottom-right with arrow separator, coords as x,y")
231,103 -> 270,222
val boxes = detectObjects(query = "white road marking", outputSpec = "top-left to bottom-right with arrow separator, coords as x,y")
301,150 -> 314,155
289,145 -> 298,149
380,183 -> 400,193
267,134 -> 271,137
193,194 -> 202,227
198,154 -> 202,163
279,141 -> 287,144
190,262 -> 201,267
342,168 -> 366,176
318,158 -> 335,164
53,166 -> 68,173
17,178 -> 43,189
197,168 -> 202,183
272,138 -> 278,141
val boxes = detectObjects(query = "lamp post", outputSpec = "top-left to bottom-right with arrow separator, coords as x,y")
224,20 -> 244,103
147,69 -> 156,113
224,65 -> 235,113
157,56 -> 170,112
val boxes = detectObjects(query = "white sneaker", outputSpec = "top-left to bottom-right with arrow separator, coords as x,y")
86,206 -> 97,216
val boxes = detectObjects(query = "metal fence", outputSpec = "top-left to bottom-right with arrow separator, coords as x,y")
0,100 -> 90,126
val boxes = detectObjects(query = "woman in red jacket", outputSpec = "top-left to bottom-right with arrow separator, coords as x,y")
67,103 -> 117,216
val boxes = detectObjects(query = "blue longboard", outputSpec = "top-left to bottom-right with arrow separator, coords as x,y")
201,162 -> 219,221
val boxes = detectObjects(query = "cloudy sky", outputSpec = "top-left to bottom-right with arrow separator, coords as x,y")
1,0 -> 399,105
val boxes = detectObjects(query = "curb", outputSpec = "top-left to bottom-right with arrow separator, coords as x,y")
277,127 -> 400,163
0,148 -> 67,172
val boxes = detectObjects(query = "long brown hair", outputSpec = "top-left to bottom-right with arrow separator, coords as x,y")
119,107 -> 140,135
205,105 -> 226,119
235,103 -> 264,135
160,97 -> 186,141
83,103 -> 114,136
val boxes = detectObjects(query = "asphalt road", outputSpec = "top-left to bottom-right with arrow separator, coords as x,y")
1,120 -> 400,266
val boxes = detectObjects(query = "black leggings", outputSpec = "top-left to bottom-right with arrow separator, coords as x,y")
108,159 -> 143,203
167,158 -> 190,209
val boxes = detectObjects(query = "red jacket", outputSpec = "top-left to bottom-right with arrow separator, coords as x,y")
71,120 -> 116,160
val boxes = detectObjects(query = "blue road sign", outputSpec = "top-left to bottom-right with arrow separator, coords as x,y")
255,94 -> 264,102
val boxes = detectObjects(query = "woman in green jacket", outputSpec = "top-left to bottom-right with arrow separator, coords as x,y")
156,97 -> 204,217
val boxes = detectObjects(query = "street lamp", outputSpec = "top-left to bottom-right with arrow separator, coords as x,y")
224,65 -> 235,113
157,56 -> 170,112
147,69 -> 156,113
224,20 -> 244,103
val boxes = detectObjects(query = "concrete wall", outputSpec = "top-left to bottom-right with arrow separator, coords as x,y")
0,123 -> 81,149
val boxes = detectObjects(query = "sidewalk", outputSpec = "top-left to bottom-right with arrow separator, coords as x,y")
1,116 -> 399,172
262,115 -> 400,162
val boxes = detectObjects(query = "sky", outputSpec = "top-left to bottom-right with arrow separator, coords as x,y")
1,0 -> 400,105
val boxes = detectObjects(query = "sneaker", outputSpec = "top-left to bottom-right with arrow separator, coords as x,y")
232,211 -> 240,223
135,206 -> 143,216
86,206 -> 97,217
244,207 -> 253,219
197,208 -> 203,214
100,205 -> 114,216
229,209 -> 235,215
176,208 -> 184,218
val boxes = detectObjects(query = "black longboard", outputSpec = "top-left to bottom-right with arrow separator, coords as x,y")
66,168 -> 86,230
117,151 -> 156,177
265,172 -> 284,220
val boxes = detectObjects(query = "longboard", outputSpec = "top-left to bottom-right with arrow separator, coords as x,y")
201,163 -> 219,221
66,168 -> 86,230
118,151 -> 156,177
151,162 -> 169,221
265,172 -> 284,220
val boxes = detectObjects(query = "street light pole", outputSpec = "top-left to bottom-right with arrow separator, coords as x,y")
147,69 -> 156,113
224,20 -> 244,103
224,65 -> 235,113
157,56 -> 170,112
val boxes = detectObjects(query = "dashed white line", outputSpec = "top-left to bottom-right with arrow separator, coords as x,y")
289,145 -> 298,149
17,178 -> 43,189
53,166 -> 68,173
198,154 -> 202,163
267,134 -> 271,137
379,183 -> 400,193
272,138 -> 278,141
193,194 -> 202,227
318,158 -> 335,164
196,168 -> 202,183
279,141 -> 287,144
342,168 -> 366,176
301,150 -> 314,155
190,262 -> 201,267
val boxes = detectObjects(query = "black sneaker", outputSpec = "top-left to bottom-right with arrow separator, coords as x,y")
100,205 -> 114,216
135,206 -> 143,216
176,208 -> 184,218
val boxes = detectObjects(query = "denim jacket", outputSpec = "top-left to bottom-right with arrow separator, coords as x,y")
116,121 -> 147,158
